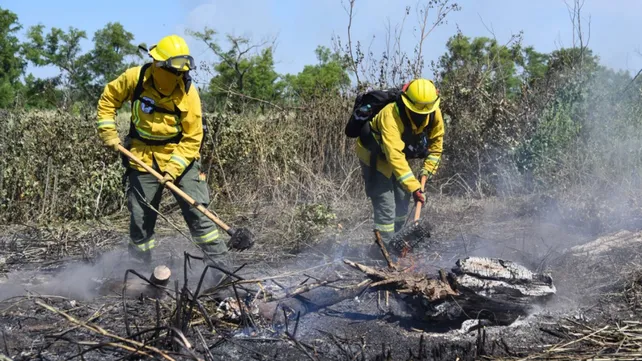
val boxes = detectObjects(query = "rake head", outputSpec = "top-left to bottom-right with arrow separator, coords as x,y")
389,220 -> 432,255
227,227 -> 255,251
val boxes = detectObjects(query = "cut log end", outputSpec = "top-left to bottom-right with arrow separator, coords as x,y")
150,265 -> 171,286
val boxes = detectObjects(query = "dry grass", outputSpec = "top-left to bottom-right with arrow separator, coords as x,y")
492,273 -> 642,361
0,222 -> 124,274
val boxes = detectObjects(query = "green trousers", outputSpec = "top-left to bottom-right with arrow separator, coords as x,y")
126,158 -> 227,261
360,161 -> 411,245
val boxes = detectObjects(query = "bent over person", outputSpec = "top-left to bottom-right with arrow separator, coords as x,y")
356,78 -> 445,249
95,34 -> 226,264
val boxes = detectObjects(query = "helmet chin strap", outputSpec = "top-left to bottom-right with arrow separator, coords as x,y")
403,105 -> 427,129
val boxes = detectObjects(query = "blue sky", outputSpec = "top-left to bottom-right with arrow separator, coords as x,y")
5,0 -> 642,85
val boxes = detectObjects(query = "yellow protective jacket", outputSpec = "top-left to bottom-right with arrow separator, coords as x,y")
356,102 -> 445,193
96,65 -> 203,180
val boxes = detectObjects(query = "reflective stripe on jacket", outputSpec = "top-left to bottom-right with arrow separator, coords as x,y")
96,65 -> 203,179
356,102 -> 445,193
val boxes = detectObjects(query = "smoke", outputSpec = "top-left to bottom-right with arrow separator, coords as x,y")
0,249 -> 155,301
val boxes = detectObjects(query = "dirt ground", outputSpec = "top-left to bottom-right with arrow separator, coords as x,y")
2,197 -> 642,361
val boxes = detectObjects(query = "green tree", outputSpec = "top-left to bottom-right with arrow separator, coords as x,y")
0,7 -> 26,108
515,47 -> 601,178
433,32 -> 552,193
437,33 -> 527,99
22,24 -> 92,109
211,46 -> 282,102
522,46 -> 549,83
17,74 -> 62,110
283,46 -> 350,101
21,22 -> 139,109
85,22 -> 139,85
188,27 -> 283,111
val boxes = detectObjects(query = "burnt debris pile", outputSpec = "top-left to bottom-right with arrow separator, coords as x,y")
0,244 -> 558,361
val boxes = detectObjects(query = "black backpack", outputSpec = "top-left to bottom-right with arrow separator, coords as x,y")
346,88 -> 436,173
345,88 -> 402,139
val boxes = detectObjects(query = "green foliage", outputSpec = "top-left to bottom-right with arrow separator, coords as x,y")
0,81 -> 14,109
0,7 -> 25,108
16,74 -> 62,110
433,29 -> 636,199
516,100 -> 581,182
189,29 -> 351,110
283,46 -> 350,101
20,22 -> 138,109
512,47 -> 600,187
522,46 -> 549,83
188,28 -> 283,112
438,32 -> 534,98
22,24 -> 92,108
0,110 -> 125,222
85,22 -> 139,85
216,46 -> 282,104
434,33 -> 540,194
292,203 -> 337,251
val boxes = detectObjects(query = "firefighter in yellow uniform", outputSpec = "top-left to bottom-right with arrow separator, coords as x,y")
95,34 -> 226,263
356,78 -> 445,248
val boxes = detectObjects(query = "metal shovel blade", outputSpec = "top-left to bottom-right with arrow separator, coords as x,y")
389,219 -> 432,254
227,227 -> 255,251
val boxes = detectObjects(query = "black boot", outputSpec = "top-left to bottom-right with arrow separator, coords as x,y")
128,242 -> 152,265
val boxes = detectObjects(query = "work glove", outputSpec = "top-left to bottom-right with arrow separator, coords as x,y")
104,138 -> 121,152
160,173 -> 174,186
412,189 -> 425,204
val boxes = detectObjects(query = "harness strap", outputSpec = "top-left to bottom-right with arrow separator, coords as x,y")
129,63 -> 183,146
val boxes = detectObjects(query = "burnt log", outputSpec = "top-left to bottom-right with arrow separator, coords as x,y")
569,230 -> 642,258
258,282 -> 369,325
256,257 -> 554,329
418,257 -> 555,325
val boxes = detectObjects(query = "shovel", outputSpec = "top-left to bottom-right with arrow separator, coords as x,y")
118,145 -> 255,251
390,175 -> 431,255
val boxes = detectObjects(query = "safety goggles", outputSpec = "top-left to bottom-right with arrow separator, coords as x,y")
401,92 -> 439,112
154,55 -> 195,73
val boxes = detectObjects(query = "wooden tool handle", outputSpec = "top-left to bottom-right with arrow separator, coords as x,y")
413,175 -> 427,221
118,144 -> 231,232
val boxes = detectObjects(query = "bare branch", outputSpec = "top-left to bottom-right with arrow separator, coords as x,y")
564,0 -> 577,47
564,0 -> 592,73
413,0 -> 460,78
342,0 -> 361,86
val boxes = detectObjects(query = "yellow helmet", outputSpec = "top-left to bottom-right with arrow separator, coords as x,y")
148,34 -> 194,72
401,78 -> 440,114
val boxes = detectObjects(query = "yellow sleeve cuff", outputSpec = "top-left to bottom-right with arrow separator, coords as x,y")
97,118 -> 120,145
398,172 -> 421,193
164,162 -> 184,180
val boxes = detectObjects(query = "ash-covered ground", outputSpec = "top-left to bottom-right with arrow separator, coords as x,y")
2,207 -> 642,361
